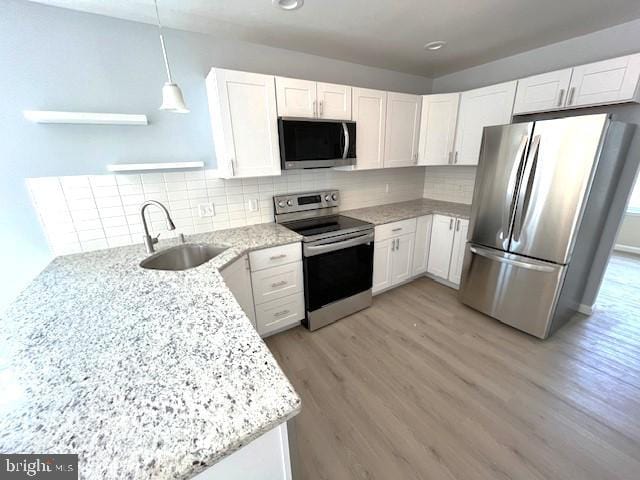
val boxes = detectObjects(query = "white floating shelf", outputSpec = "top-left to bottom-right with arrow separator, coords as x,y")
106,161 -> 205,172
23,110 -> 148,125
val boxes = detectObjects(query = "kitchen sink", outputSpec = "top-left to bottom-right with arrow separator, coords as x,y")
140,243 -> 227,271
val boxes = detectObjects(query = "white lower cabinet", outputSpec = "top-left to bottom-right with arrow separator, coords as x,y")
411,215 -> 433,276
372,219 -> 417,294
193,422 -> 292,480
222,243 -> 304,338
427,214 -> 469,287
220,255 -> 256,327
250,243 -> 304,337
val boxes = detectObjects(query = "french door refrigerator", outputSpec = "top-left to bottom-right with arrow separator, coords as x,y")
460,114 -> 635,339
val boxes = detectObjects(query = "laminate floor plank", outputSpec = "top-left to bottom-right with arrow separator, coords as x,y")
267,253 -> 640,480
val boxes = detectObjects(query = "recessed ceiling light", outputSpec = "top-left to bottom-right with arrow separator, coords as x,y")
424,40 -> 447,51
272,0 -> 304,10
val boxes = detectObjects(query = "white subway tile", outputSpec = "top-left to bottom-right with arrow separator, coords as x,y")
89,175 -> 117,187
91,185 -> 120,198
116,174 -> 141,186
99,206 -> 125,218
184,170 -> 206,181
95,196 -> 122,208
77,229 -> 106,242
81,238 -> 108,251
141,173 -> 164,184
118,184 -> 143,196
164,172 -> 186,182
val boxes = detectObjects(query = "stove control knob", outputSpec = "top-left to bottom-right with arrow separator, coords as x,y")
331,193 -> 338,201
324,194 -> 331,202
277,200 -> 286,208
287,199 -> 294,206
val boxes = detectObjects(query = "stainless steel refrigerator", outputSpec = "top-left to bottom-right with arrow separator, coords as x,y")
460,114 -> 635,339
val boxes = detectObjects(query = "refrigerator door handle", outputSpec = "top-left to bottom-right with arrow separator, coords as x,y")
502,135 -> 529,243
512,134 -> 541,242
469,246 -> 557,273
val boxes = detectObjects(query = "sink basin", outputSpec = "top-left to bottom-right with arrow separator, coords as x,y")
140,243 -> 227,271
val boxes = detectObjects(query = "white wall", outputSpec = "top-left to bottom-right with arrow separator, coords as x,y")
0,0 -> 432,310
616,214 -> 640,251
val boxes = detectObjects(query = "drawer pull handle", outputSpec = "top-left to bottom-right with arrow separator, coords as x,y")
274,309 -> 290,318
392,228 -> 402,232
269,254 -> 287,260
271,280 -> 288,288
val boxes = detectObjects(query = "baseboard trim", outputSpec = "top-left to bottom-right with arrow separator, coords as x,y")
424,273 -> 460,290
577,303 -> 594,315
614,244 -> 640,255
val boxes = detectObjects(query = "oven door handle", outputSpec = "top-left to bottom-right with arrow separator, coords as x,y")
304,231 -> 374,257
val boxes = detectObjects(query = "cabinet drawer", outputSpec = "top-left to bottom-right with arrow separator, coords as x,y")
251,261 -> 303,305
375,218 -> 417,241
255,293 -> 304,337
250,243 -> 301,272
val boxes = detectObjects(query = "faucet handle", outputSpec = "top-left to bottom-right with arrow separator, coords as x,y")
178,233 -> 185,243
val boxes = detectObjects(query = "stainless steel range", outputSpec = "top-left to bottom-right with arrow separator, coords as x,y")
274,190 -> 374,331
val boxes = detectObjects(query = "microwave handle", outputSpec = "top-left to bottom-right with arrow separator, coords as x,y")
342,122 -> 349,159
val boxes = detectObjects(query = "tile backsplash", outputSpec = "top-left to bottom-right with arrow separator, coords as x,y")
27,167 -> 427,256
423,166 -> 476,204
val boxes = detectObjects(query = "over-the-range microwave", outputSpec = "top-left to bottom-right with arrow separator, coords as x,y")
278,117 -> 357,170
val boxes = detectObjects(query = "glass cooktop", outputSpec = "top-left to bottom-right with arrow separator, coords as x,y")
281,215 -> 372,241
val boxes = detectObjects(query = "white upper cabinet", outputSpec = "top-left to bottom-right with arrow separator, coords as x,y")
418,93 -> 460,165
383,92 -> 422,168
316,82 -> 352,120
513,53 -> 640,115
566,53 -> 640,108
453,81 -> 517,166
275,77 -> 317,117
513,69 -> 573,115
206,68 -> 281,178
352,88 -> 387,170
276,77 -> 352,119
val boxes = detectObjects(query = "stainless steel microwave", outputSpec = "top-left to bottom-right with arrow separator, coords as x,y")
278,118 -> 356,170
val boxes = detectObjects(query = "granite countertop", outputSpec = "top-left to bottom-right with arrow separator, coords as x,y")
0,223 -> 302,480
342,198 -> 472,225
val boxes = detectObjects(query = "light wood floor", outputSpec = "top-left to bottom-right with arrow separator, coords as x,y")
267,254 -> 640,480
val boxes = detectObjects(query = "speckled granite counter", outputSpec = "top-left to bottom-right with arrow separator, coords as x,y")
0,223 -> 302,480
343,198 -> 472,225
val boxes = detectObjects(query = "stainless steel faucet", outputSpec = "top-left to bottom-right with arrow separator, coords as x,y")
140,200 -> 176,253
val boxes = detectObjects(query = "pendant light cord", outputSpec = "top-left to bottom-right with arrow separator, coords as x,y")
154,0 -> 173,83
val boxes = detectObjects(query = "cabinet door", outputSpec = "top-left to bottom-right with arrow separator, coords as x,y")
513,69 -> 573,114
453,81 -> 517,166
383,92 -> 422,168
412,215 -> 433,276
427,214 -> 455,279
566,53 -> 640,108
352,88 -> 387,170
448,218 -> 469,286
275,77 -> 317,117
372,239 -> 393,294
207,69 -> 281,178
317,82 -> 352,120
391,234 -> 415,286
220,256 -> 256,327
418,93 -> 460,165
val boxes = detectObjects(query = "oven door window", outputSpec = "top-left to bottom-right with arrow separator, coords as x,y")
304,242 -> 373,312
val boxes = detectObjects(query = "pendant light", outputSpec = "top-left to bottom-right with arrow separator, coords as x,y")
154,0 -> 189,113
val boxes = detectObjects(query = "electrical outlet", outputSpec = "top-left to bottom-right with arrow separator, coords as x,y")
247,198 -> 259,213
198,203 -> 215,217
385,183 -> 390,194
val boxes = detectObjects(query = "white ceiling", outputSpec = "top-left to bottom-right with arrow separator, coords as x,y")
29,0 -> 640,77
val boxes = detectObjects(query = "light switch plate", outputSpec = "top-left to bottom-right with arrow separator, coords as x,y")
198,203 -> 215,217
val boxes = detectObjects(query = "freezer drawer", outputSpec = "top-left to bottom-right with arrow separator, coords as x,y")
459,244 -> 566,339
